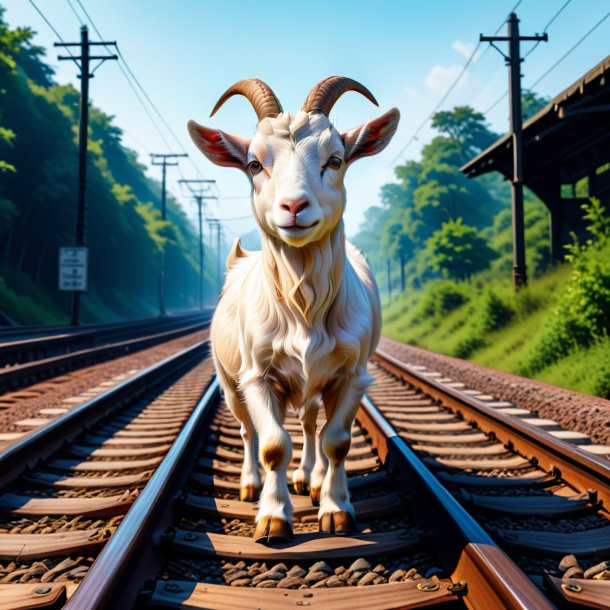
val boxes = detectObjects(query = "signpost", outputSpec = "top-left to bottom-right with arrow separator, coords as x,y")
58,247 -> 88,292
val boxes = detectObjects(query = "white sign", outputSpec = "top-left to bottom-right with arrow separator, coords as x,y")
59,247 -> 88,291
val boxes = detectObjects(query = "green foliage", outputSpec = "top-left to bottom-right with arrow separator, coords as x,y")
0,9 -> 211,323
414,280 -> 468,322
353,105 -> 506,298
521,90 -> 549,121
431,106 -> 496,162
424,218 -> 497,280
526,201 -> 610,374
480,290 -> 513,332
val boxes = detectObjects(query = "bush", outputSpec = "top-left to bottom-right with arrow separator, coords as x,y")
415,280 -> 468,322
480,290 -> 514,332
527,198 -> 610,373
454,335 -> 487,359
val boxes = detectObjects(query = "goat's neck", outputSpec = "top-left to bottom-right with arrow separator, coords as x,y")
262,222 -> 345,327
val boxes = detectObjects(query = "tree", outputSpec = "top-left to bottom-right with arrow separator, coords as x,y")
431,106 -> 497,162
522,89 -> 549,122
424,218 -> 497,280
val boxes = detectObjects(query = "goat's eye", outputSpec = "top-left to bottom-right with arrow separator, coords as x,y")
328,156 -> 343,170
248,160 -> 262,175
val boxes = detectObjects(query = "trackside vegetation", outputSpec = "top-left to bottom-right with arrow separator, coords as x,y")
0,7 -> 217,324
354,97 -> 610,398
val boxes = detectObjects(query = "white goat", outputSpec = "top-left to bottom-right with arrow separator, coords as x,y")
188,77 -> 399,544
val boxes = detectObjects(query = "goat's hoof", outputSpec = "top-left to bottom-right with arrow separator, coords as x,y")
253,517 -> 293,545
310,487 -> 321,506
240,485 -> 260,502
318,510 -> 357,536
293,481 -> 310,495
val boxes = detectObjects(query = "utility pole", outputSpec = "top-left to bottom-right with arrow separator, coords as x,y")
178,179 -> 216,309
386,258 -> 392,301
55,26 -> 117,325
150,153 -> 187,316
207,218 -> 223,300
481,13 -> 547,291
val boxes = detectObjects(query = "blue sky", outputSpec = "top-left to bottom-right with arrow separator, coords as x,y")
4,0 -> 609,239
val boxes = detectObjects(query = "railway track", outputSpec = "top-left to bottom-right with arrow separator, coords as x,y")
368,349 -> 610,608
0,342 -> 607,608
0,340 -> 213,609
0,312 -> 212,393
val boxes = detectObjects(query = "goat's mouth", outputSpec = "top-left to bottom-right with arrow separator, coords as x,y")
278,221 -> 319,232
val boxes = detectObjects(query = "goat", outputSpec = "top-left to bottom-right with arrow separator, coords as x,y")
188,77 -> 399,544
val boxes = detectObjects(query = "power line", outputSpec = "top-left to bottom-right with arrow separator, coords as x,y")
485,1 -> 601,114
389,40 -> 481,166
27,0 -> 79,67
65,0 -> 85,26
523,0 -> 573,58
529,9 -> 610,89
389,0 -> 525,167
75,0 -> 208,183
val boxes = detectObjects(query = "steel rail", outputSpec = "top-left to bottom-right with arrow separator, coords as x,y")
0,315 -> 211,392
357,394 -> 556,610
0,340 -> 209,489
371,348 -> 610,510
63,377 -> 220,610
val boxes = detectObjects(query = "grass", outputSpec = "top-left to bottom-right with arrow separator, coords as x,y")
381,263 -> 610,399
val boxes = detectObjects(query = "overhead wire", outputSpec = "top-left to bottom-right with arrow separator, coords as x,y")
529,9 -> 610,89
72,0 -> 226,214
483,0 -> 576,114
389,0 -> 525,167
28,0 -> 79,67
74,0 -> 224,212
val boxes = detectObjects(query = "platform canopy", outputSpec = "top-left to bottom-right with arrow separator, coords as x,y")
461,55 -> 610,261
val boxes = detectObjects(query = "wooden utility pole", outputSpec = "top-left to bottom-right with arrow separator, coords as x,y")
207,218 -> 223,300
150,153 -> 187,316
481,14 -> 547,291
55,26 -> 117,325
386,258 -> 392,301
178,179 -> 216,309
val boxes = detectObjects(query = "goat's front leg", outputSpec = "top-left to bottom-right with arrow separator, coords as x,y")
222,388 -> 261,502
242,377 -> 293,544
318,367 -> 371,535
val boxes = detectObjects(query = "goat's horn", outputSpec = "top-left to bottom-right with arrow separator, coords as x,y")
302,76 -> 378,116
210,78 -> 282,121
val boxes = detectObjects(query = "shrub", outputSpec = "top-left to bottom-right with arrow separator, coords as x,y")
480,290 -> 514,332
454,335 -> 487,359
526,198 -> 610,373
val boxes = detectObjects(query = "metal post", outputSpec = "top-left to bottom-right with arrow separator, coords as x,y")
386,258 -> 391,300
481,14 -> 547,291
178,179 -> 216,310
196,196 -> 204,309
508,14 -> 527,290
150,153 -> 187,316
55,27 -> 117,324
216,222 -> 221,298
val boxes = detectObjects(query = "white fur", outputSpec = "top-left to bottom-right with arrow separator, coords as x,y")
201,110 -> 391,529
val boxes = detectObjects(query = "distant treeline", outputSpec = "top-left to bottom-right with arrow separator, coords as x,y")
352,94 -> 551,297
0,6 -> 214,324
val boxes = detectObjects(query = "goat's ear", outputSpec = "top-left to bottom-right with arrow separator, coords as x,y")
187,120 -> 250,169
341,108 -> 400,165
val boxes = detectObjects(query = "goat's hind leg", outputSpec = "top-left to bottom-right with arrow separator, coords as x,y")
222,383 -> 261,502
292,398 -> 319,496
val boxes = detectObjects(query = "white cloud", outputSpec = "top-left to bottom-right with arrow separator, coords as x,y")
453,40 -> 474,59
425,64 -> 468,93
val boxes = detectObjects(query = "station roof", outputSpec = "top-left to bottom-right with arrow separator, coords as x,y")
461,55 -> 610,192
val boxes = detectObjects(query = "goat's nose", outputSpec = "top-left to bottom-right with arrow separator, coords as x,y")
280,198 -> 309,216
